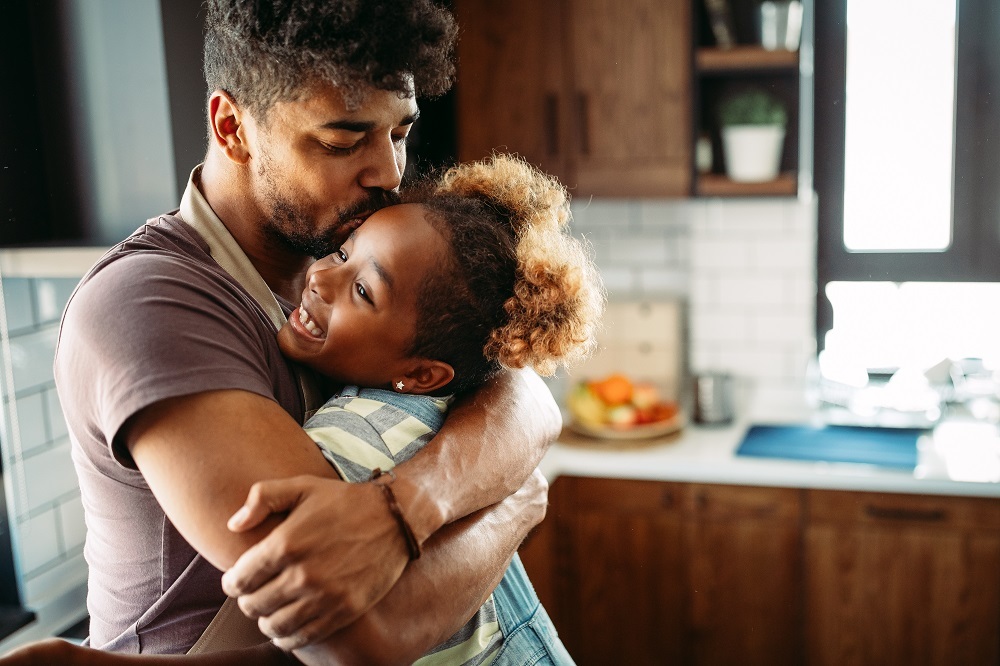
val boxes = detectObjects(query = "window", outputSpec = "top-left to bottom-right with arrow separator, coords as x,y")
816,0 -> 1000,369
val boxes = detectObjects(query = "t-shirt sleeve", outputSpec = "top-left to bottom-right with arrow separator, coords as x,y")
56,252 -> 282,467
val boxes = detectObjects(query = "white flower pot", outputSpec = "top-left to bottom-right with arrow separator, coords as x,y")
721,124 -> 786,182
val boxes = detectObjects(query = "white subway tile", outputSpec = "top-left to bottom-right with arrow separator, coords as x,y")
691,312 -> 752,343
17,509 -> 60,576
637,200 -> 690,229
2,279 -> 35,333
711,200 -> 788,235
608,236 -> 670,266
569,199 -> 633,230
716,346 -> 790,381
9,393 -> 47,456
44,389 -> 68,443
751,238 -> 815,272
22,551 -> 87,606
751,312 -> 814,344
691,238 -> 753,271
22,442 -> 79,512
688,275 -> 718,309
717,275 -> 789,309
638,268 -> 687,295
598,267 -> 638,296
58,496 -> 86,553
8,328 -> 58,395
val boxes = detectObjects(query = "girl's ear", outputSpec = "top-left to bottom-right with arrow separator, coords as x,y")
399,359 -> 455,395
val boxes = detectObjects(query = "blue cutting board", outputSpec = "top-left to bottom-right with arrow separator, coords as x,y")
736,424 -> 924,469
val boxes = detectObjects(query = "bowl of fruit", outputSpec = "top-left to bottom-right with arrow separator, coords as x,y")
566,373 -> 684,440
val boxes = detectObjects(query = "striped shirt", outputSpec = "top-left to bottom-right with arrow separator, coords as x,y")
304,386 -> 503,665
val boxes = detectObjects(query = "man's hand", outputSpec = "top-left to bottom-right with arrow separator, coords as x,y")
222,475 -> 410,650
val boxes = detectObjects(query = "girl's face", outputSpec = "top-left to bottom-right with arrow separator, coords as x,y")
277,203 -> 447,387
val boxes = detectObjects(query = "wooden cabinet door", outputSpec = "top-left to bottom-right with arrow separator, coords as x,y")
454,0 -> 569,181
806,490 -> 1000,665
554,476 -> 687,666
567,0 -> 692,196
684,484 -> 804,665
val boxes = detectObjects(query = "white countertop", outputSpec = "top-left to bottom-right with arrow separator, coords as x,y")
542,418 -> 1000,498
0,247 -> 107,277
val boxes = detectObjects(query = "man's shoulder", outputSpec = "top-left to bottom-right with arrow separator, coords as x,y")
86,213 -> 213,280
72,214 -> 250,310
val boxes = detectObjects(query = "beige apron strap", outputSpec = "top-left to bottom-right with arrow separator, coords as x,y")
179,166 -> 324,418
187,596 -> 269,654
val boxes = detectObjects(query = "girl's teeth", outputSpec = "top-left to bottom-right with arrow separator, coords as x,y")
298,306 -> 323,337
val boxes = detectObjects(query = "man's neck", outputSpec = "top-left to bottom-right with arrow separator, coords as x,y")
199,158 -> 312,302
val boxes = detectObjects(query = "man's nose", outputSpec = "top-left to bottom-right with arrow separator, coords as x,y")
358,135 -> 404,191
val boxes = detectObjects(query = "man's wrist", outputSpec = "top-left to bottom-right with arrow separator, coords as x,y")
387,469 -> 448,545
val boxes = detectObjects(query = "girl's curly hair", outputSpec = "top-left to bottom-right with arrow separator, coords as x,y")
203,0 -> 457,114
403,154 -> 605,394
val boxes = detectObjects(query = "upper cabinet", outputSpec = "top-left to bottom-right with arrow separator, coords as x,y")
454,0 -> 692,198
454,0 -> 811,199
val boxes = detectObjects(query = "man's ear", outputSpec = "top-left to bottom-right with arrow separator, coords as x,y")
399,360 -> 455,395
208,90 -> 250,165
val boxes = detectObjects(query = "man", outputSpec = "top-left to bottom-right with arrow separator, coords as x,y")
55,1 -> 564,662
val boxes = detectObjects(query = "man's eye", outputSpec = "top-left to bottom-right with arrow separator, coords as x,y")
322,142 -> 360,156
391,132 -> 409,145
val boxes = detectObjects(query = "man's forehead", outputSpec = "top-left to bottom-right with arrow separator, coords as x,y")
294,83 -> 418,128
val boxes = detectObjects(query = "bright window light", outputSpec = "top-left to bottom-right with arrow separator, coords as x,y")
843,0 -> 956,251
825,282 -> 1000,372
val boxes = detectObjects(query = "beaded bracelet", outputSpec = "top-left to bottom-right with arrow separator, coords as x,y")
370,468 -> 422,561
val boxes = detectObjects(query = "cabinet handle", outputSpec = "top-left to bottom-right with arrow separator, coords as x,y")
544,94 -> 559,157
576,92 -> 590,156
864,505 -> 947,523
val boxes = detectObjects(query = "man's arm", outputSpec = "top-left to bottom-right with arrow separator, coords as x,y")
127,371 -> 558,652
0,472 -> 548,666
220,368 -> 561,644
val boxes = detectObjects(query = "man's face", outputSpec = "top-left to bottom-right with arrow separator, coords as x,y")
245,83 -> 418,258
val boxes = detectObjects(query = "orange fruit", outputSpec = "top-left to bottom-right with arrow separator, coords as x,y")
590,373 -> 634,406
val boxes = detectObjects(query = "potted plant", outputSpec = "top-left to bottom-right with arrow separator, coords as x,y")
718,88 -> 788,182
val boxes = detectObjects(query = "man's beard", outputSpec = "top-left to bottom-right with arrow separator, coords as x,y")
257,162 -> 400,258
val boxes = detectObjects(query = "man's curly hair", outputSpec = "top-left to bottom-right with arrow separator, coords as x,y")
203,0 -> 457,114
402,155 -> 606,395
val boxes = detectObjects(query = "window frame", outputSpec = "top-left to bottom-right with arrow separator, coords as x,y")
815,0 -> 1000,350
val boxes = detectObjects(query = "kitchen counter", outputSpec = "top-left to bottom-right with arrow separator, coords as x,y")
0,247 -> 107,278
543,416 -> 1000,498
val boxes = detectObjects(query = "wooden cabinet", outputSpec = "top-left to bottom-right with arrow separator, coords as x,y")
805,490 -> 1000,665
684,484 -> 803,664
520,477 -> 1000,665
553,477 -> 687,665
454,0 -> 692,197
520,477 -> 801,665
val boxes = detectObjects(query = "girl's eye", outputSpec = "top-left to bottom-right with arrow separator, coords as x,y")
355,282 -> 372,304
332,249 -> 348,263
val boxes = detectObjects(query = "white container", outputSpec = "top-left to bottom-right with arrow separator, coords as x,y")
721,125 -> 786,182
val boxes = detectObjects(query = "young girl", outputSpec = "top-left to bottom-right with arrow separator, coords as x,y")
2,154 -> 603,665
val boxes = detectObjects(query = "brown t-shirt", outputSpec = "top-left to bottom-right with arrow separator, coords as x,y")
55,213 -> 305,653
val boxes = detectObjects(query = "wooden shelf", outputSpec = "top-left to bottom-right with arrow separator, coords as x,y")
696,172 -> 797,197
696,46 -> 798,73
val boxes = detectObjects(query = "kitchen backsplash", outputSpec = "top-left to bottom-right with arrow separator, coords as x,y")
0,276 -> 87,645
569,195 -> 817,419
